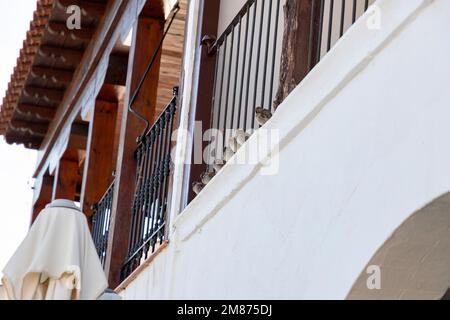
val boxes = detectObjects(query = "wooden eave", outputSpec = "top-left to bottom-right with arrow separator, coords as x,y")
1,0 -> 186,153
0,0 -> 108,149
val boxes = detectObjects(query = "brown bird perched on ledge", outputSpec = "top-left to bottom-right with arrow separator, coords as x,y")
192,181 -> 204,195
201,171 -> 216,185
224,147 -> 235,162
233,129 -> 250,146
228,135 -> 240,153
255,107 -> 272,126
213,161 -> 224,174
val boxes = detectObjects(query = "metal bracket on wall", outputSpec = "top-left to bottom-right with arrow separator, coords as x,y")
201,35 -> 217,55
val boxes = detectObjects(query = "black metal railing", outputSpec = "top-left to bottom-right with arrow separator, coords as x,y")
91,180 -> 115,267
204,0 -> 373,167
315,0 -> 375,62
120,88 -> 178,281
207,0 -> 282,159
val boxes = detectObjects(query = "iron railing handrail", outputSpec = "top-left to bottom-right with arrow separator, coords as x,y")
134,87 -> 178,153
210,0 -> 256,53
92,179 -> 116,209
128,3 -> 180,140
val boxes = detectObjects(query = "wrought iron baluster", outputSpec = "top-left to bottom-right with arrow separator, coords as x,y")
260,0 -> 273,111
209,45 -> 221,169
146,118 -> 165,256
128,144 -> 144,257
340,0 -> 346,37
244,1 -> 257,131
230,17 -> 242,131
237,4 -> 250,129
216,36 -> 228,156
251,0 -> 266,128
327,0 -> 335,52
90,180 -> 114,268
222,28 -> 235,147
317,0 -> 326,61
268,0 -> 281,112
158,101 -> 176,244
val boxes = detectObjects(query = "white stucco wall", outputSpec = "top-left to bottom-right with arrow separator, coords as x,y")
120,0 -> 450,299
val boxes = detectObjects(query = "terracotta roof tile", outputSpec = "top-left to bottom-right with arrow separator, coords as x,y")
0,0 -> 54,135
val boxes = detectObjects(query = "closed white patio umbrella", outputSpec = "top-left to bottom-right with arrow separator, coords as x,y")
0,285 -> 6,300
1,200 -> 108,300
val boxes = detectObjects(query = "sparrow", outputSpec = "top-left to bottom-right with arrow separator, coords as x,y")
233,129 -> 250,146
228,135 -> 240,153
224,147 -> 235,162
192,181 -> 204,195
200,171 -> 216,185
255,107 -> 272,126
213,161 -> 224,173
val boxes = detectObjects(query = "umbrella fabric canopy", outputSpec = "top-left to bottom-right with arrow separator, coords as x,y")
0,285 -> 6,300
1,204 -> 108,300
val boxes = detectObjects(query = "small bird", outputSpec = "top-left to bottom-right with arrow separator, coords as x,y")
233,129 -> 250,146
192,181 -> 204,195
255,107 -> 272,126
213,161 -> 224,173
200,171 -> 216,185
228,135 -> 240,153
224,147 -> 235,162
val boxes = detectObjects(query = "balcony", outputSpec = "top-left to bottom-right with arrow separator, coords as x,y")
89,0 -> 379,291
102,0 -> 378,288
187,0 -> 374,201
117,0 -> 449,299
121,90 -> 178,281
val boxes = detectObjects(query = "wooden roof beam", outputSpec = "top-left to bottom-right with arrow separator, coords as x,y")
4,131 -> 43,149
47,21 -> 95,41
39,45 -> 84,64
23,86 -> 64,104
31,66 -> 74,84
9,119 -> 49,136
16,104 -> 57,120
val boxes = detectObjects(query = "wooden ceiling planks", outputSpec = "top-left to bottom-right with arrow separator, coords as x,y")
155,0 -> 187,114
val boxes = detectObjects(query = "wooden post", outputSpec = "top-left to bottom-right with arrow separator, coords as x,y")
106,15 -> 164,288
274,0 -> 321,109
31,173 -> 54,224
52,151 -> 79,201
80,99 -> 119,217
183,0 -> 221,205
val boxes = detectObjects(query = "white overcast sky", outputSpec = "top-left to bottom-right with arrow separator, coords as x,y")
0,0 -> 38,277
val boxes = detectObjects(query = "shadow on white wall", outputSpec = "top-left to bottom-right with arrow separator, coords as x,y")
348,191 -> 450,300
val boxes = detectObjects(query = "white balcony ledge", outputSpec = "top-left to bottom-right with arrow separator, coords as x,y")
119,0 -> 450,299
172,0 -> 434,243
